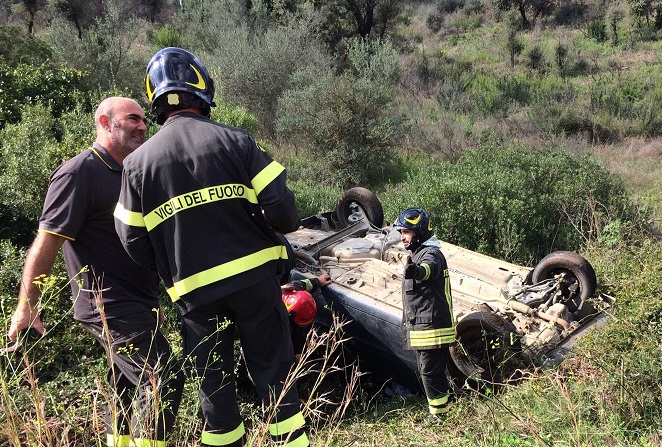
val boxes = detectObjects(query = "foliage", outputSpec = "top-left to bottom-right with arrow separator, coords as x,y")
587,19 -> 608,42
0,101 -> 95,246
0,60 -> 87,130
579,239 -> 662,435
277,38 -> 408,187
77,1 -> 149,95
0,2 -> 661,446
379,142 -> 638,264
491,0 -> 555,28
316,0 -> 407,50
0,25 -> 53,65
551,0 -> 588,25
0,240 -> 25,298
151,25 -> 184,48
210,100 -> 259,134
0,105 -> 59,233
180,1 -> 330,137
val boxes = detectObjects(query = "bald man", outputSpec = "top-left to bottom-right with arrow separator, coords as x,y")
6,97 -> 184,447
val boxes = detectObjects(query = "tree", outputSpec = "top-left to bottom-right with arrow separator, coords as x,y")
628,0 -> 656,26
492,0 -> 554,29
50,0 -> 102,39
276,39 -> 408,187
19,0 -> 47,33
315,0 -> 405,50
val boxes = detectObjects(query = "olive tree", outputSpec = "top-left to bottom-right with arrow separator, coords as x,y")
276,38 -> 408,187
492,0 -> 555,29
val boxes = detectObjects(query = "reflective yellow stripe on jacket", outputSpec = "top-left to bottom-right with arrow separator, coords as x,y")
114,183 -> 259,231
166,245 -> 288,302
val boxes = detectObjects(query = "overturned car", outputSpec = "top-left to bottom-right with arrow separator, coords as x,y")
283,188 -> 614,389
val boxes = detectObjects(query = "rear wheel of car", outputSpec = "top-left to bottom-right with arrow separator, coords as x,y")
531,251 -> 597,313
334,187 -> 384,228
449,311 -> 523,391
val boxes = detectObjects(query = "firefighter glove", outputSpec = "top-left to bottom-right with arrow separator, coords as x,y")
404,262 -> 424,280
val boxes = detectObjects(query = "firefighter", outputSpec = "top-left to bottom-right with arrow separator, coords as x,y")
114,47 -> 306,447
394,208 -> 456,416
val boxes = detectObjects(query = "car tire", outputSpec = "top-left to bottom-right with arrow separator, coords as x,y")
449,311 -> 523,390
531,251 -> 597,310
334,187 -> 384,228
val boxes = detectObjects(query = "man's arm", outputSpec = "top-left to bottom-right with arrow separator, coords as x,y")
247,138 -> 299,234
7,231 -> 64,342
114,170 -> 157,271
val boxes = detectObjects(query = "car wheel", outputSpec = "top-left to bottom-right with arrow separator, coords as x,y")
334,187 -> 384,228
531,251 -> 597,312
449,311 -> 523,390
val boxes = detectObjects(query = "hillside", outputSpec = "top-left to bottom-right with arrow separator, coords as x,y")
1,0 -> 661,446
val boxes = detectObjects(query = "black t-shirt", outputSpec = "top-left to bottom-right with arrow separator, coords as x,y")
39,143 -> 159,323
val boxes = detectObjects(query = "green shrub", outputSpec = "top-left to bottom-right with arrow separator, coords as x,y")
0,25 -> 53,66
467,73 -> 509,115
276,39 -> 408,187
0,61 -> 87,130
196,4 -> 330,137
580,240 -> 662,433
0,105 -> 59,230
552,1 -> 588,25
211,101 -> 259,134
524,45 -> 546,71
381,142 -> 637,264
587,19 -> 608,42
0,240 -> 25,298
151,25 -> 184,48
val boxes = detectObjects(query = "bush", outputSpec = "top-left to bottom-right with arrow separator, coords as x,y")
151,25 -> 184,48
193,4 -> 331,138
380,142 -> 638,264
587,19 -> 608,42
0,61 -> 87,130
0,97 -> 98,249
0,105 -> 59,229
552,1 -> 588,25
0,25 -> 53,66
276,39 -> 408,187
580,240 -> 662,434
524,45 -> 546,71
211,101 -> 259,134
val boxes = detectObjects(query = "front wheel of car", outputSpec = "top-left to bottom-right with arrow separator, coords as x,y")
334,187 -> 384,228
448,311 -> 523,391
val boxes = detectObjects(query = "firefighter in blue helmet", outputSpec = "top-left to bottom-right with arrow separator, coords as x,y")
394,207 -> 456,416
114,47 -> 307,447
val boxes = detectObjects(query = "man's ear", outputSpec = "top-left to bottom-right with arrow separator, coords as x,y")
98,114 -> 111,132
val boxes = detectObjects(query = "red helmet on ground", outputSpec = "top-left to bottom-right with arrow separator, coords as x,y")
282,290 -> 317,327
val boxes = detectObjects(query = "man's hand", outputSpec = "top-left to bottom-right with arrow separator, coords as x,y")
405,261 -> 427,280
318,272 -> 332,287
6,300 -> 45,349
404,262 -> 418,279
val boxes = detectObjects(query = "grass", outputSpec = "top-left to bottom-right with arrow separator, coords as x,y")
5,239 -> 658,447
1,2 -> 662,446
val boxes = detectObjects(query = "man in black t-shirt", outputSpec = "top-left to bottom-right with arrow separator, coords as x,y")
6,97 -> 184,447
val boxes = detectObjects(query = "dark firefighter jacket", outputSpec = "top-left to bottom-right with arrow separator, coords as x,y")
114,112 -> 299,314
402,240 -> 456,350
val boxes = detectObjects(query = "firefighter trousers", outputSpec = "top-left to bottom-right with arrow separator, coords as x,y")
415,346 -> 451,415
181,275 -> 308,447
